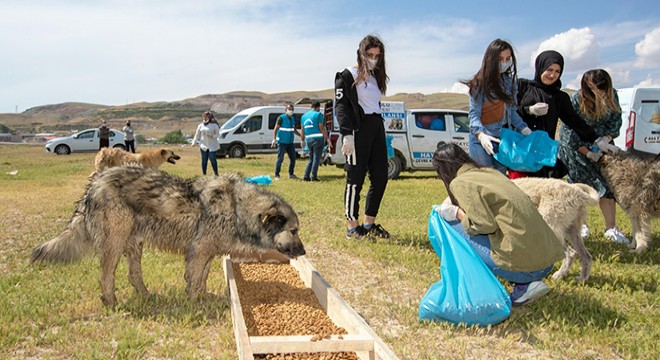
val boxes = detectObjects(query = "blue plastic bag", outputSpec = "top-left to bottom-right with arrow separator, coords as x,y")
493,128 -> 558,172
245,175 -> 272,185
419,208 -> 511,326
386,135 -> 395,158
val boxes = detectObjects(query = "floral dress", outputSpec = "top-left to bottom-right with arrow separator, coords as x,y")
558,91 -> 622,198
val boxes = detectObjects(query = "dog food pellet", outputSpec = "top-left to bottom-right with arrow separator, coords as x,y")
233,262 -> 359,360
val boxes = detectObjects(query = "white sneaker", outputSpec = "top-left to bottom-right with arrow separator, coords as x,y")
510,281 -> 550,306
580,224 -> 590,239
604,227 -> 630,245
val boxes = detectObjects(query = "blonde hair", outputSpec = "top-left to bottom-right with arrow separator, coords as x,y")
578,69 -> 620,120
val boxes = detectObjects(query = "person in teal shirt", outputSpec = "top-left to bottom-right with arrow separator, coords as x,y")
301,102 -> 329,181
272,104 -> 302,180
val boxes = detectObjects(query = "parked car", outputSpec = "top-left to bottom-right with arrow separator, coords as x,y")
615,87 -> 660,158
45,128 -> 126,155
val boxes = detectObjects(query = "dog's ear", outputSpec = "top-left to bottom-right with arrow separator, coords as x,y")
260,213 -> 287,235
161,149 -> 168,156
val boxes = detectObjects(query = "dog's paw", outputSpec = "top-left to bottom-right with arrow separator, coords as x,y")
574,275 -> 589,282
552,271 -> 567,280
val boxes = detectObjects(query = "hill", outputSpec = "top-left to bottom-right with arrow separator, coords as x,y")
0,90 -> 469,136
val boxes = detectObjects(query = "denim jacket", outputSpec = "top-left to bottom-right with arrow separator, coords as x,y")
468,73 -> 527,138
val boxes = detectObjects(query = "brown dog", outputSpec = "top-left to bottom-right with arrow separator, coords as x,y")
599,152 -> 659,253
90,147 -> 181,178
31,167 -> 306,307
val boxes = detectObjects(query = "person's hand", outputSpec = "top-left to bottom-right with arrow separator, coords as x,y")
599,143 -> 622,154
435,203 -> 460,221
342,135 -> 355,157
477,132 -> 500,155
521,127 -> 532,136
528,102 -> 549,116
586,151 -> 602,162
595,135 -> 615,149
271,139 -> 277,148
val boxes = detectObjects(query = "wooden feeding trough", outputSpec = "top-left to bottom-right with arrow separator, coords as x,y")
223,250 -> 399,360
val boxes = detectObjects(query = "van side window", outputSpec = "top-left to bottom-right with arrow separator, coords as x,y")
452,113 -> 470,133
235,116 -> 262,134
415,112 -> 446,131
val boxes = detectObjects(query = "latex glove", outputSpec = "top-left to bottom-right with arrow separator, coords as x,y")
477,132 -> 500,155
520,127 -> 532,136
594,136 -> 609,149
528,102 -> 549,116
342,135 -> 355,157
586,151 -> 602,162
435,203 -> 459,221
600,143 -> 621,154
271,139 -> 277,148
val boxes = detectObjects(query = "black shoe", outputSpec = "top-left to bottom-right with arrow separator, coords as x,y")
311,178 -> 320,182
364,223 -> 390,239
303,177 -> 311,182
346,225 -> 368,240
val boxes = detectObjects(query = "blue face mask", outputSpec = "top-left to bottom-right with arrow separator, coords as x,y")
499,59 -> 513,73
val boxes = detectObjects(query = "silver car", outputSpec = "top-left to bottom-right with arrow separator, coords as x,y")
45,128 -> 126,155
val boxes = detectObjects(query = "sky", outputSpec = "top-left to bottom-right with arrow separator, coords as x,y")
1,0 -> 659,114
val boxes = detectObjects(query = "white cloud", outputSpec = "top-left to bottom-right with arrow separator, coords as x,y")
634,27 -> 660,68
635,75 -> 660,88
443,82 -> 469,94
531,27 -> 599,71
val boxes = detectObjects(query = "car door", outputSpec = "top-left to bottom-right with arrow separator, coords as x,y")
73,129 -> 98,151
446,112 -> 470,153
408,111 -> 453,169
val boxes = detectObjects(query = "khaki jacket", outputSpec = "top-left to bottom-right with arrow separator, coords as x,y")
450,164 -> 564,272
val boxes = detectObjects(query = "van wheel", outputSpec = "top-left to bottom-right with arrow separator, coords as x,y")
229,144 -> 246,158
387,155 -> 402,180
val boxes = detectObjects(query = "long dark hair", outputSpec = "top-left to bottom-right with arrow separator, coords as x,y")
355,34 -> 388,94
578,69 -> 620,121
462,38 -> 517,104
432,144 -> 482,205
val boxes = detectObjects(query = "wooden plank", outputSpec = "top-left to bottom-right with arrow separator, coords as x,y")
290,257 -> 400,360
223,256 -> 254,360
249,334 -> 373,354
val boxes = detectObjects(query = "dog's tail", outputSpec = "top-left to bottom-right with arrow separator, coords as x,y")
572,183 -> 600,206
31,198 -> 93,264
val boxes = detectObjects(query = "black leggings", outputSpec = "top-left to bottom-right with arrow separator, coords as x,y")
344,114 -> 389,221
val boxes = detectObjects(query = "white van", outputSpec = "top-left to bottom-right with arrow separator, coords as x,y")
218,106 -> 308,158
615,87 -> 660,158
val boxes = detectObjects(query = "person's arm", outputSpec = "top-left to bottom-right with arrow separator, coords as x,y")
468,92 -> 486,136
602,92 -> 623,140
191,124 -> 200,146
556,92 -> 598,143
335,71 -> 355,136
450,180 -> 499,236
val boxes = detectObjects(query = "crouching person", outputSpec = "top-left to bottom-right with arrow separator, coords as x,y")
432,144 -> 564,306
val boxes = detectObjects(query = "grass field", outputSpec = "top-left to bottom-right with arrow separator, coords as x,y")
0,144 -> 658,359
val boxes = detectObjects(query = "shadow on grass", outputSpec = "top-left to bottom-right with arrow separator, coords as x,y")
507,289 -> 628,332
584,237 -> 659,265
390,233 -> 434,251
115,290 -> 231,325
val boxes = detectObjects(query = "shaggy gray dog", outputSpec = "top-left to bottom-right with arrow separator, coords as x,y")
599,152 -> 659,253
31,166 -> 306,307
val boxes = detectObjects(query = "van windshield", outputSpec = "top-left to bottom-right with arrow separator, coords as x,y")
221,114 -> 248,130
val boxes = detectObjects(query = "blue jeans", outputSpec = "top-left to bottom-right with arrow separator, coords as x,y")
200,149 -> 218,175
275,142 -> 296,177
304,137 -> 324,179
469,134 -> 506,174
448,220 -> 553,284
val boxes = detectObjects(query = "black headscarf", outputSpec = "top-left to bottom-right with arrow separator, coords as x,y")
531,50 -> 564,92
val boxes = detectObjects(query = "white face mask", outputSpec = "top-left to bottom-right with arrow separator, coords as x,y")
499,59 -> 512,73
366,58 -> 378,71
286,110 -> 294,116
